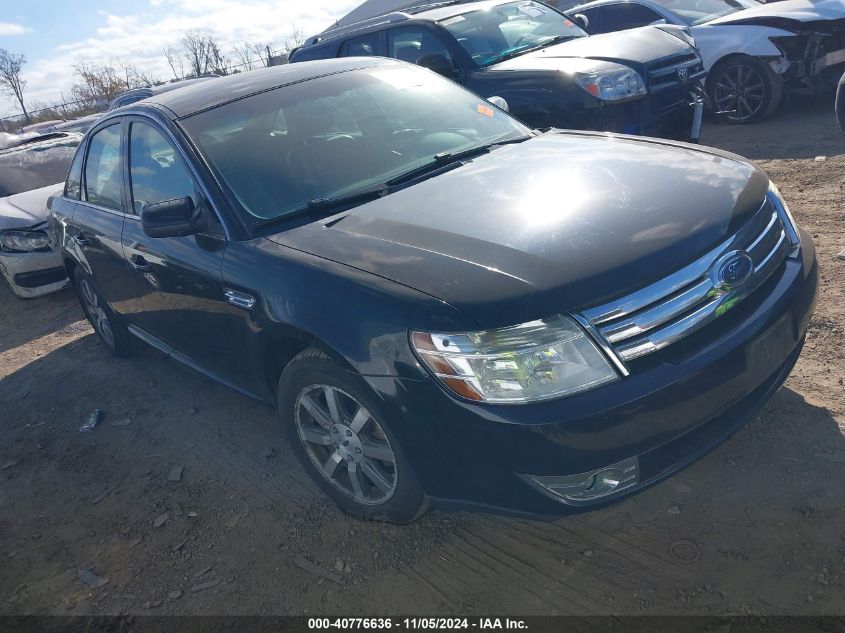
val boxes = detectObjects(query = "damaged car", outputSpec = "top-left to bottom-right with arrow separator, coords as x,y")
291,0 -> 707,141
566,0 -> 845,123
0,132 -> 83,298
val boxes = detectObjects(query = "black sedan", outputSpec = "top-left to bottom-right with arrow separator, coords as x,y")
52,58 -> 817,522
291,0 -> 706,141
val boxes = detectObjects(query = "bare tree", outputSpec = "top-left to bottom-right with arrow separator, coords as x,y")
0,49 -> 29,123
182,30 -> 212,77
247,42 -> 272,67
207,37 -> 231,75
164,46 -> 185,81
233,43 -> 257,71
282,25 -> 306,53
115,58 -> 157,90
70,60 -> 154,109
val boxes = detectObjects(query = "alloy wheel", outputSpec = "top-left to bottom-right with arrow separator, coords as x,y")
713,64 -> 766,123
294,384 -> 398,505
80,279 -> 115,348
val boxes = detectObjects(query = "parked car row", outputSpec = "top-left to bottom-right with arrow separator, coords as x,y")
297,0 -> 845,126
49,58 -> 816,521
291,0 -> 707,140
564,0 -> 845,123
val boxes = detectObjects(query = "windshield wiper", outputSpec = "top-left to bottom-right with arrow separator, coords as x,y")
386,136 -> 531,188
254,184 -> 389,230
487,35 -> 581,65
254,136 -> 531,231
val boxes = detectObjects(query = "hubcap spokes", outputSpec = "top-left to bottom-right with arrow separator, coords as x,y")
295,385 -> 397,505
80,280 -> 114,347
714,65 -> 765,123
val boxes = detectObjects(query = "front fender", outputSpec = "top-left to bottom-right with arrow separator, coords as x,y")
694,24 -> 791,72
222,238 -> 475,381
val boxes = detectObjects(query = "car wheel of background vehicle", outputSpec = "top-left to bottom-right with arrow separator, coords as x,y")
277,347 -> 428,523
708,56 -> 783,125
72,267 -> 133,357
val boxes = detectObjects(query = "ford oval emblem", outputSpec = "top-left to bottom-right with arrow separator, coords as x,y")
713,251 -> 754,290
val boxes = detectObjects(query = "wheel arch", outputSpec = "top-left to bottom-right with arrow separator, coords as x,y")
261,327 -> 358,400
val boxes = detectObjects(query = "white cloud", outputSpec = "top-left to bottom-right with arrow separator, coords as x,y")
0,21 -> 30,36
0,0 -> 358,118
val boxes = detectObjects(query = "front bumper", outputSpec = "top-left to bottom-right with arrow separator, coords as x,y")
366,231 -> 817,517
0,250 -> 68,299
574,85 -> 704,142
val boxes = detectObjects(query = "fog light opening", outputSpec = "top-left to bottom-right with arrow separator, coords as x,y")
521,456 -> 640,506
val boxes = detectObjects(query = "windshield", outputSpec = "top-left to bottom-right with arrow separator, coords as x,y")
0,134 -> 81,198
181,65 -> 530,225
652,0 -> 760,25
440,1 -> 587,67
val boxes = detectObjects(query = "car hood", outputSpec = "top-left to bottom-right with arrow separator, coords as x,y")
486,27 -> 691,73
266,133 -> 768,329
0,183 -> 62,230
709,0 -> 845,28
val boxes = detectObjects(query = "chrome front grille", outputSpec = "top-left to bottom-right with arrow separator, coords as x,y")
581,197 -> 794,364
647,52 -> 706,91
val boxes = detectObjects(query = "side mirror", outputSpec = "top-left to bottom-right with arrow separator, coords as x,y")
571,13 -> 590,31
141,196 -> 205,238
487,96 -> 510,112
417,54 -> 456,78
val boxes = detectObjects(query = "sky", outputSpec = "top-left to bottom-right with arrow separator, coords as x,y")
0,0 -> 361,118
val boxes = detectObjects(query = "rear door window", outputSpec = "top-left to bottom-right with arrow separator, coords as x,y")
600,3 -> 665,31
84,124 -> 124,211
340,33 -> 381,57
387,28 -> 453,66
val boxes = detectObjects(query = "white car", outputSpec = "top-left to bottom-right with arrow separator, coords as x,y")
565,0 -> 845,123
0,132 -> 82,298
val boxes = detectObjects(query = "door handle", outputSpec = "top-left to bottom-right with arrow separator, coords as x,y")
73,235 -> 90,246
129,255 -> 152,273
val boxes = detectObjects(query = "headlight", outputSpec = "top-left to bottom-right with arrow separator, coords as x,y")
0,230 -> 51,253
411,316 -> 619,404
575,66 -> 646,102
767,182 -> 800,256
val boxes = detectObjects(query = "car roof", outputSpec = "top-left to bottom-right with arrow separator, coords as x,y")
304,0 -> 524,47
147,76 -> 219,95
413,0 -> 517,20
138,57 -> 394,119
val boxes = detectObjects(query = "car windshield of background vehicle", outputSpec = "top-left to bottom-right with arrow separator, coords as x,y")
652,0 -> 759,26
0,138 -> 79,198
181,66 -> 531,225
440,0 -> 587,67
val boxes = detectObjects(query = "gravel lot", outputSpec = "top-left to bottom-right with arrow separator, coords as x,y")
1,97 -> 844,617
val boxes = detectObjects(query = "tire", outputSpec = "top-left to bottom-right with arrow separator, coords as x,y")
278,347 -> 428,523
708,56 -> 783,125
72,267 -> 133,357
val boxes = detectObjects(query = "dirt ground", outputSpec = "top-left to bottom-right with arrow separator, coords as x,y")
1,97 -> 844,617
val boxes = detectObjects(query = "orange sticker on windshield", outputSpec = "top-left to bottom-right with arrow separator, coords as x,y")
477,104 -> 494,117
